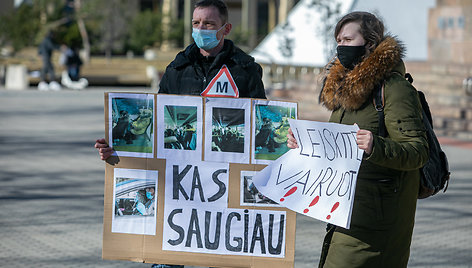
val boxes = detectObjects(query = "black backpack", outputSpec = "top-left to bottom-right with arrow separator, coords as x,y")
373,73 -> 451,199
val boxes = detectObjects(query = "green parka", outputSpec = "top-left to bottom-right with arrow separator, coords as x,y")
318,36 -> 429,268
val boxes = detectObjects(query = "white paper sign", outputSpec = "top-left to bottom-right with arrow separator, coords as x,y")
252,119 -> 363,229
162,204 -> 286,257
165,160 -> 229,208
163,160 -> 286,257
112,168 -> 158,235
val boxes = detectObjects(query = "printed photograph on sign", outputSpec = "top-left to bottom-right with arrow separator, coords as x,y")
240,171 -> 279,207
112,168 -> 158,235
165,106 -> 197,150
157,95 -> 203,161
204,98 -> 251,164
212,107 -> 245,153
108,93 -> 154,158
252,100 -> 297,165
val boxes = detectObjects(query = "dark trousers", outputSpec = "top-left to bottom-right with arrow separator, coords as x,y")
40,55 -> 55,81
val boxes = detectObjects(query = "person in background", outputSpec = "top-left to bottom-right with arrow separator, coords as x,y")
287,11 -> 428,268
38,31 -> 61,91
95,1 -> 266,267
59,44 -> 89,90
59,44 -> 83,81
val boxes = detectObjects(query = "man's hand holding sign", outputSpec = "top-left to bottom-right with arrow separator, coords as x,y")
252,119 -> 364,229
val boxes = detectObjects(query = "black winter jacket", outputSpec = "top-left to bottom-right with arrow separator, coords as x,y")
38,36 -> 56,57
158,40 -> 266,99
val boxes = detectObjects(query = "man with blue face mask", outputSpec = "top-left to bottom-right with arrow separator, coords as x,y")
95,2 -> 267,268
158,0 -> 266,99
95,0 -> 266,160
153,3 -> 264,267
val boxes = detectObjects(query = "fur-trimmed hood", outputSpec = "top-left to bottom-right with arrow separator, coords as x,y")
319,36 -> 405,111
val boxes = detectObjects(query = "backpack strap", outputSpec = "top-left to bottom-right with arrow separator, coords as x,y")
404,72 -> 434,127
373,72 -> 417,137
373,83 -> 387,137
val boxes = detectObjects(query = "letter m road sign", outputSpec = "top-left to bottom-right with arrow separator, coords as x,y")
201,64 -> 239,98
216,82 -> 228,93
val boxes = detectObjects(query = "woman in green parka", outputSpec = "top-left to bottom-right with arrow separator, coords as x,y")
287,12 -> 429,267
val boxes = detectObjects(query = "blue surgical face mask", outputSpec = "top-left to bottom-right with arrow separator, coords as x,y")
146,191 -> 153,200
192,24 -> 226,50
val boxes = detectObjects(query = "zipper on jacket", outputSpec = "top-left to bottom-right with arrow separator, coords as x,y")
202,76 -> 207,90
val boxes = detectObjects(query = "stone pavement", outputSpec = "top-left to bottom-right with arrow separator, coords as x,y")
0,87 -> 471,268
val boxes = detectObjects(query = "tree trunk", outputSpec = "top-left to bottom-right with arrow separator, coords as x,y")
74,0 -> 90,63
160,0 -> 173,51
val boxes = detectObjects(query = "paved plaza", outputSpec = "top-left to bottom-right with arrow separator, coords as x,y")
0,88 -> 471,267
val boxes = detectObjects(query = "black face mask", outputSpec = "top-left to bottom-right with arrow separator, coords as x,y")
336,45 -> 366,69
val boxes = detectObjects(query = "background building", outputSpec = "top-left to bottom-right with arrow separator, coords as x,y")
428,0 -> 472,63
153,0 -> 300,50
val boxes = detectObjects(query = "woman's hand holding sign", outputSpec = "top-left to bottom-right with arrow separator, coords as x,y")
286,128 -> 298,149
355,128 -> 373,156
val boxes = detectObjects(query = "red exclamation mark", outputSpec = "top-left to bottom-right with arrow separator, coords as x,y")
303,196 -> 320,213
280,186 -> 297,202
326,202 -> 340,220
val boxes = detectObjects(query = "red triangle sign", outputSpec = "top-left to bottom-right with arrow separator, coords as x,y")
201,64 -> 239,98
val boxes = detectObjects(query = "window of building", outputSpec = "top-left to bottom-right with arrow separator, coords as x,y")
437,17 -> 445,29
458,16 -> 465,29
448,17 -> 454,28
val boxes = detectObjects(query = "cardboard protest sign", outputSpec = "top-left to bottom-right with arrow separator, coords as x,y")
102,93 -> 297,268
252,119 -> 363,229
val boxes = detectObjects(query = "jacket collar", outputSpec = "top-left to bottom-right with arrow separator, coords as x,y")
319,36 -> 405,111
170,40 -> 255,70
